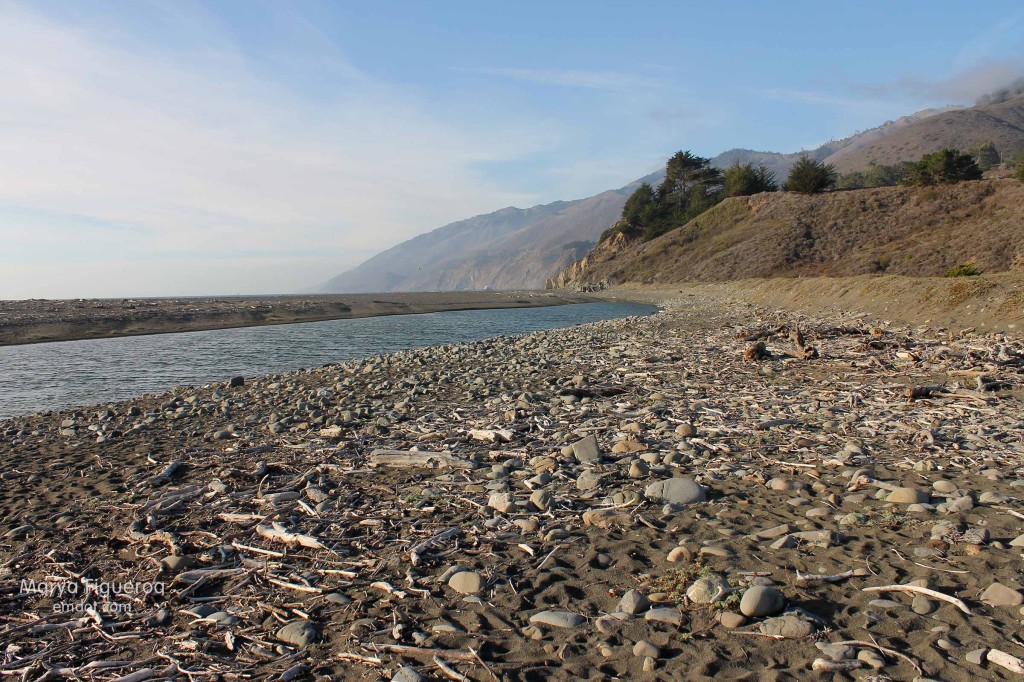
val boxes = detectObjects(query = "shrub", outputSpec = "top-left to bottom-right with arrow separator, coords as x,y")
723,162 -> 778,197
970,141 -> 1000,171
905,149 -> 982,186
837,163 -> 909,190
784,156 -> 837,194
1016,163 -> 1024,182
944,263 -> 981,277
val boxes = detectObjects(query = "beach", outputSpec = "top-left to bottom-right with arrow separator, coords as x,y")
1,294 -> 1023,680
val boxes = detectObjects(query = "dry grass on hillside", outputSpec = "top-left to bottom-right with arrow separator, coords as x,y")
566,179 -> 1024,287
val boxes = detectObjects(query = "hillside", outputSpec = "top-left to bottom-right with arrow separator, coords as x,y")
322,94 -> 1024,294
319,174 -> 657,293
827,94 -> 1024,172
548,179 -> 1024,288
713,105 -> 961,181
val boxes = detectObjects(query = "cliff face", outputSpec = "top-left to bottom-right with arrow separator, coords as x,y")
549,179 -> 1024,288
545,230 -> 635,289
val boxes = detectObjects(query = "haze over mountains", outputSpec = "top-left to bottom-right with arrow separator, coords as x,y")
321,93 -> 1024,293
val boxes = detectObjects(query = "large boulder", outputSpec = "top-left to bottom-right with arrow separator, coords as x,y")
644,477 -> 706,505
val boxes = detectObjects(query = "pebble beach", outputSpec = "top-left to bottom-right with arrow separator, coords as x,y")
2,295 -> 1023,681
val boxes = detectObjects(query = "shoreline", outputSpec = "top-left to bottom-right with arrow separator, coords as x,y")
1,296 -> 1022,679
588,272 -> 1024,334
0,290 -> 596,347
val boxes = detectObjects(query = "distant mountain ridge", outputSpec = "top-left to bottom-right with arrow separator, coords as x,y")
320,172 -> 659,293
321,94 -> 1024,293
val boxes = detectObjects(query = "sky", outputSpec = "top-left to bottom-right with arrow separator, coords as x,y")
1,1 -> 1023,299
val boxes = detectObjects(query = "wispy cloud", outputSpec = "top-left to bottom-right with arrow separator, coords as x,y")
469,67 -> 664,91
953,12 -> 1024,70
0,3 -> 549,297
848,59 -> 1024,104
753,87 -> 887,110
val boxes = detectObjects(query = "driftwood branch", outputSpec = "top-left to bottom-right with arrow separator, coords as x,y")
862,584 -> 971,615
368,449 -> 472,470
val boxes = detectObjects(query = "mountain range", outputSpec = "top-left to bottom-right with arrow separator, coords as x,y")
320,93 -> 1024,293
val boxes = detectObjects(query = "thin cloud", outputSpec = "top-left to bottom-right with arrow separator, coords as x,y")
754,87 -> 887,110
953,12 -> 1024,70
470,67 -> 664,91
849,59 -> 1024,104
0,3 -> 549,297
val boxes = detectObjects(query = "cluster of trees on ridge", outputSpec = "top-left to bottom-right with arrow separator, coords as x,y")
609,145 -> 1024,243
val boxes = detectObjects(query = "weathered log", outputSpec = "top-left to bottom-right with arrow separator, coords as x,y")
368,449 -> 472,469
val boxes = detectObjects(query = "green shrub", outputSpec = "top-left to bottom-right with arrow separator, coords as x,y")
944,263 -> 981,277
1016,163 -> 1024,182
905,149 -> 982,186
784,156 -> 837,194
723,161 -> 778,197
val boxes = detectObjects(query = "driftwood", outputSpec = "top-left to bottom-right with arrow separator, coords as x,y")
146,460 -> 181,486
255,523 -> 326,550
811,659 -> 861,672
365,644 -> 478,662
409,527 -> 462,566
862,584 -> 972,615
795,568 -> 866,584
368,449 -> 472,469
907,385 -> 948,401
468,429 -> 513,443
988,649 -> 1024,674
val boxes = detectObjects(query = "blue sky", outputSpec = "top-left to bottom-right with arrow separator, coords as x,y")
1,1 -> 1022,298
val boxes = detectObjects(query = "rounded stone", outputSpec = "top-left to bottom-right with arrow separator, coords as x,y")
739,585 -> 785,617
718,611 -> 747,628
161,555 -> 197,572
448,571 -> 483,595
644,477 -> 706,505
912,595 -> 936,615
617,589 -> 650,615
275,620 -> 319,647
529,490 -> 552,511
633,640 -> 659,658
887,487 -> 929,504
529,610 -> 584,629
686,575 -> 726,604
391,666 -> 425,682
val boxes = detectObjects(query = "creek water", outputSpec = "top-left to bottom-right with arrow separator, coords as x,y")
0,301 -> 657,418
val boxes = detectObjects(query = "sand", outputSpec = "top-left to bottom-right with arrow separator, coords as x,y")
0,290 -> 595,346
